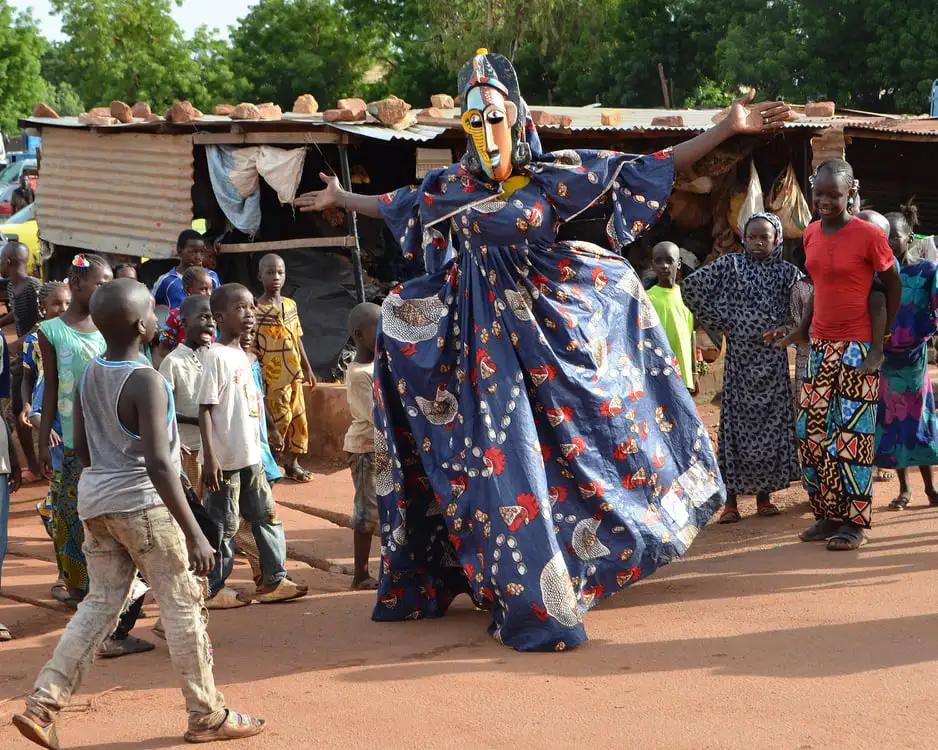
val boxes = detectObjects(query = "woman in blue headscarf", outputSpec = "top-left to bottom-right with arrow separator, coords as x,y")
682,212 -> 803,523
296,51 -> 790,651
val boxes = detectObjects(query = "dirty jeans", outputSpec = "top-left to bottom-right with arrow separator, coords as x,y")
203,464 -> 286,597
26,505 -> 227,731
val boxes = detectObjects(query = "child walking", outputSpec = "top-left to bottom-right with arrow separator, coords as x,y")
1,240 -> 43,478
154,265 -> 215,370
198,283 -> 306,607
874,206 -> 938,509
12,278 -> 265,747
682,212 -> 802,522
254,254 -> 316,482
344,302 -> 380,590
778,160 -> 902,550
645,241 -> 696,392
152,230 -> 219,310
159,294 -> 215,493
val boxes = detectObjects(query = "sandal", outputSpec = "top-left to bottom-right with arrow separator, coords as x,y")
756,502 -> 782,517
799,518 -> 841,542
927,492 -> 938,508
184,710 -> 266,744
874,469 -> 894,482
0,623 -> 12,642
252,577 -> 308,603
718,507 -> 741,524
12,711 -> 60,749
98,635 -> 155,659
827,522 -> 868,551
284,466 -> 313,483
888,492 -> 912,511
205,586 -> 251,610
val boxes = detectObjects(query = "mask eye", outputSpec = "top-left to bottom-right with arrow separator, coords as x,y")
469,114 -> 482,128
486,110 -> 504,125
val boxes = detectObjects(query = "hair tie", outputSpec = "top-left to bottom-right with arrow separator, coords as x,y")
72,254 -> 90,268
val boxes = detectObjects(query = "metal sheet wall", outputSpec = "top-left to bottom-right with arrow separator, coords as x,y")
37,129 -> 194,258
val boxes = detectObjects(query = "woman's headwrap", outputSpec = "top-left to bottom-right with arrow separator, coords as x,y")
457,49 -> 540,177
742,211 -> 784,259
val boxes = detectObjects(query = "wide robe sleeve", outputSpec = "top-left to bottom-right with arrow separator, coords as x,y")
680,254 -> 737,335
531,148 -> 675,249
378,167 -> 464,276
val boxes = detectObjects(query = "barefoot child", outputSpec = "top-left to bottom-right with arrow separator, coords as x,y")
13,278 -> 265,747
646,241 -> 696,392
344,302 -> 380,590
159,294 -> 215,493
254,254 -> 316,482
874,206 -> 938,509
154,265 -> 215,370
0,241 -> 42,478
199,283 -> 306,607
683,212 -> 802,522
778,160 -> 902,550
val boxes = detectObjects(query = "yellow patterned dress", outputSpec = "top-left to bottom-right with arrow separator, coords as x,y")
255,297 -> 309,454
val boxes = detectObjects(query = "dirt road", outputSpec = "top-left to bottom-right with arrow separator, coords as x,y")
2,404 -> 937,749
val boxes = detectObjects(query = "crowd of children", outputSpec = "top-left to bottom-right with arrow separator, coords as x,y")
7,152 -> 938,744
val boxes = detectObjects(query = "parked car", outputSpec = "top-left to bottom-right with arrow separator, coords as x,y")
0,202 -> 41,275
0,158 -> 37,186
0,184 -> 16,217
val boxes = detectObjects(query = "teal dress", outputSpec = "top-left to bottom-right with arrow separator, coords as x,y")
252,360 -> 283,484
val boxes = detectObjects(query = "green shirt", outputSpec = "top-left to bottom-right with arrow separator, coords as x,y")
38,317 -> 106,449
646,284 -> 695,389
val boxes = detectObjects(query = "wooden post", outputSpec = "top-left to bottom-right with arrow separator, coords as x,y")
658,63 -> 671,109
338,144 -> 366,303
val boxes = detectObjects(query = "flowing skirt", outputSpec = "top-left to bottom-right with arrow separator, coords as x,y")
372,240 -> 724,651
796,340 -> 879,527
719,335 -> 801,495
874,343 -> 938,469
51,450 -> 88,592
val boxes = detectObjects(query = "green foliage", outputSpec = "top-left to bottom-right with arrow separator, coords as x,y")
228,0 -> 382,109
0,1 -> 47,133
7,0 -> 936,133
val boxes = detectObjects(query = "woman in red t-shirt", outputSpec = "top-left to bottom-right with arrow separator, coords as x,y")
777,159 -> 901,550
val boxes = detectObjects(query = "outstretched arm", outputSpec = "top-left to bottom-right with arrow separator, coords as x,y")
672,92 -> 792,173
295,173 -> 382,218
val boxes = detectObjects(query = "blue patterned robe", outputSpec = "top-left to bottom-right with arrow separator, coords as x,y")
371,146 -> 724,651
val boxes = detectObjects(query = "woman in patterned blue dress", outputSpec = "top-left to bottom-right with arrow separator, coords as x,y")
297,51 -> 791,651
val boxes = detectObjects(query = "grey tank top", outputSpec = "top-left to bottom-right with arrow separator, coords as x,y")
77,357 -> 181,521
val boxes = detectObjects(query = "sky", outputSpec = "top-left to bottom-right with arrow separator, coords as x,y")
11,0 -> 260,40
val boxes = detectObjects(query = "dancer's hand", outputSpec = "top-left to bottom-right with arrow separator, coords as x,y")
295,173 -> 343,213
726,91 -> 793,135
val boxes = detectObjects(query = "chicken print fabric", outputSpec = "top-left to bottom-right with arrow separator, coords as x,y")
371,147 -> 724,651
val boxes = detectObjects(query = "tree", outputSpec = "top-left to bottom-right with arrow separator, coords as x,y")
228,0 -> 382,109
46,0 -> 209,110
0,2 -> 47,133
43,81 -> 85,116
186,27 -> 243,112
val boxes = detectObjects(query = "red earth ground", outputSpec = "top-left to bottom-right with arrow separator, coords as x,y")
1,401 -> 937,749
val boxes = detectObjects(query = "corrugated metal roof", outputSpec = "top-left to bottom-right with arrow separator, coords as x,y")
38,128 -> 193,258
327,122 -> 447,142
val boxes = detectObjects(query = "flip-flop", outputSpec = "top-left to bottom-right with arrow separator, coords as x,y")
718,507 -> 741,524
253,577 -> 308,603
888,492 -> 912,510
874,469 -> 895,482
284,466 -> 313,483
827,523 -> 868,551
98,635 -> 155,659
756,503 -> 782,517
799,517 -> 841,542
13,712 -> 60,749
183,710 -> 265,743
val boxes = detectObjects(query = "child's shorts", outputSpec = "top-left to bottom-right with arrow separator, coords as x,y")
349,452 -> 377,535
